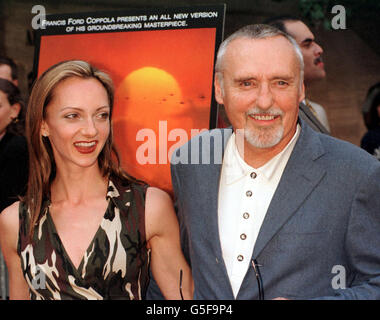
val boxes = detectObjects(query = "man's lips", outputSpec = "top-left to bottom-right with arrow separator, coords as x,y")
248,114 -> 280,124
314,56 -> 324,68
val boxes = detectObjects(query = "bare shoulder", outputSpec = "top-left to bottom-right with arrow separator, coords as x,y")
0,201 -> 20,229
0,201 -> 20,248
145,187 -> 173,219
146,187 -> 172,207
145,187 -> 176,241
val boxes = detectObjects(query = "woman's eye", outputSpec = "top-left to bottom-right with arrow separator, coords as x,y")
98,112 -> 109,120
64,113 -> 78,119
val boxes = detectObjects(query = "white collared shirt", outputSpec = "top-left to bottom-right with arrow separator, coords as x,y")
218,124 -> 301,298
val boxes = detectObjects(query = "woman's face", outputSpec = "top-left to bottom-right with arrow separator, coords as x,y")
41,77 -> 111,172
0,90 -> 19,136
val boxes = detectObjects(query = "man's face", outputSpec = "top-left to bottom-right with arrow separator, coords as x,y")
284,20 -> 326,84
215,36 -> 305,153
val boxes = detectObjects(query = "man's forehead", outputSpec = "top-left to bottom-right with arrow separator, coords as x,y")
225,36 -> 299,68
227,36 -> 295,55
221,36 -> 301,83
284,20 -> 314,43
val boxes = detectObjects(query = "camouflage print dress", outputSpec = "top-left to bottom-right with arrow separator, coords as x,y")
17,177 -> 150,300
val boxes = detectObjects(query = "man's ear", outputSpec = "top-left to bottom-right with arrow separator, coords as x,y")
299,82 -> 305,103
214,73 -> 224,105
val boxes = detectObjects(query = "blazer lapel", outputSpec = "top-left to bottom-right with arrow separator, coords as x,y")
203,161 -> 223,255
252,121 -> 327,258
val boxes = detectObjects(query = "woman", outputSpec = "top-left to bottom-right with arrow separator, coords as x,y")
0,60 -> 193,300
0,78 -> 28,212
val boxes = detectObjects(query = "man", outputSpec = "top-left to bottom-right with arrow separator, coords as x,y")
0,56 -> 18,86
150,24 -> 380,300
265,16 -> 330,133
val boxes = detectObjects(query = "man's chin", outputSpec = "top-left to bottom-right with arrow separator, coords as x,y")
244,127 -> 283,149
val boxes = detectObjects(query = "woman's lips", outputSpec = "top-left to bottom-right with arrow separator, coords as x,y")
74,141 -> 98,154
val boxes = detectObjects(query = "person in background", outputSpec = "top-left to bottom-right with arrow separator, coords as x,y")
361,81 -> 380,160
0,79 -> 28,212
0,56 -> 24,300
0,60 -> 193,300
0,56 -> 19,87
265,16 -> 330,133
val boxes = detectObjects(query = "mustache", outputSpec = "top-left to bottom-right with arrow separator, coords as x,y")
314,56 -> 323,64
246,106 -> 284,117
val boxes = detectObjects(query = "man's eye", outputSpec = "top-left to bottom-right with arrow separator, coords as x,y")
277,81 -> 288,86
302,41 -> 313,49
241,81 -> 252,87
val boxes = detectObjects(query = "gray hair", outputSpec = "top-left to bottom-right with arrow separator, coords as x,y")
215,24 -> 304,90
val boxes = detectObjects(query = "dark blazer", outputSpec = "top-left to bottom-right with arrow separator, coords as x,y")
0,131 -> 28,212
165,119 -> 380,300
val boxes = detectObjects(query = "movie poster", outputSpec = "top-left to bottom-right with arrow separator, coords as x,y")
34,5 -> 225,193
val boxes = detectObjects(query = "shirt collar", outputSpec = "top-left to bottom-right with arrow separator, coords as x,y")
223,124 -> 301,185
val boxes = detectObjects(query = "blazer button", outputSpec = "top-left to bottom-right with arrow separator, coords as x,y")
246,190 -> 252,197
237,255 -> 244,261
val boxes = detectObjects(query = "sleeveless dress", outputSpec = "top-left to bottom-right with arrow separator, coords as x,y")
17,177 -> 150,300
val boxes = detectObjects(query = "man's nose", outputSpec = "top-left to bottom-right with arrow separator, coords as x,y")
314,41 -> 323,56
256,84 -> 273,110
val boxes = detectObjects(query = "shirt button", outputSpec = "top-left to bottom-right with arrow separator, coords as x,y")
240,233 -> 247,240
250,172 -> 257,179
243,212 -> 250,219
237,255 -> 244,262
246,190 -> 252,197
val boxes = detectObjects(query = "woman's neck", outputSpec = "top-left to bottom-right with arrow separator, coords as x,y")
0,130 -> 6,141
50,166 -> 108,205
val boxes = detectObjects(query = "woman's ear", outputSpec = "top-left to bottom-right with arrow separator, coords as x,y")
40,121 -> 49,137
10,102 -> 21,120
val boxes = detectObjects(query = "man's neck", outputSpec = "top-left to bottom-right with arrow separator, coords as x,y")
235,130 -> 297,169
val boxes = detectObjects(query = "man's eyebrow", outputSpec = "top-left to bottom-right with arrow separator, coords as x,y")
301,38 -> 314,45
233,76 -> 256,83
232,75 -> 295,84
